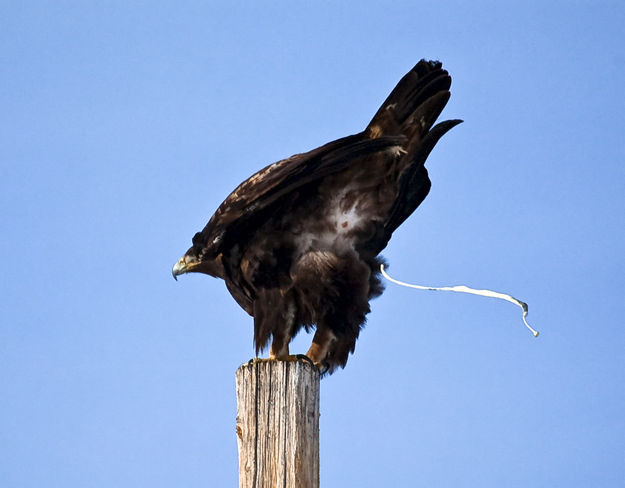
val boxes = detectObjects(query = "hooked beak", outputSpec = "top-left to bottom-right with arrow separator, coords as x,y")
172,252 -> 223,280
172,257 -> 188,281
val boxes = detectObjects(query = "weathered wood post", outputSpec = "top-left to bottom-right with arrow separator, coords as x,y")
235,358 -> 320,488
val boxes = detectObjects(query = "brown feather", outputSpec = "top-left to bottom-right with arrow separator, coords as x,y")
176,59 -> 462,373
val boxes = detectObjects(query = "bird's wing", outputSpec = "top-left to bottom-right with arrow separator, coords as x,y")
193,133 -> 406,255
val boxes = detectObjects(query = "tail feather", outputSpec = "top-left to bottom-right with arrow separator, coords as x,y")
395,73 -> 451,126
417,119 -> 464,162
401,90 -> 451,143
366,59 -> 450,138
384,119 -> 463,236
361,60 -> 462,253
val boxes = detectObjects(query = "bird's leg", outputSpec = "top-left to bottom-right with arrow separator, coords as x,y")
265,338 -> 312,364
305,327 -> 337,367
266,332 -> 316,366
247,334 -> 292,366
269,334 -> 290,360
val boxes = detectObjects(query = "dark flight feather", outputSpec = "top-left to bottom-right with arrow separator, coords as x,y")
174,60 -> 462,373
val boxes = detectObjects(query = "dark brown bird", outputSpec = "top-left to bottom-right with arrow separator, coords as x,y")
173,60 -> 461,373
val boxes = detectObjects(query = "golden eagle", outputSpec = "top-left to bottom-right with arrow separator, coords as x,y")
173,60 -> 461,373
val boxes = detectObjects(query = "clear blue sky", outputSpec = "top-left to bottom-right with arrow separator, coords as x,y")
1,1 -> 624,487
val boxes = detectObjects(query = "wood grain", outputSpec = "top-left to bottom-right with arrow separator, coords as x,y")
236,359 -> 320,488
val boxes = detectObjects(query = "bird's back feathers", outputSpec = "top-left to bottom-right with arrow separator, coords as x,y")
175,59 -> 461,372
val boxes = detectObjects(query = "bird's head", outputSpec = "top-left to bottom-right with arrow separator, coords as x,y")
172,236 -> 225,281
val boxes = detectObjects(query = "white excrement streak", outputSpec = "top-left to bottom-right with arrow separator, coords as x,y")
380,264 -> 539,337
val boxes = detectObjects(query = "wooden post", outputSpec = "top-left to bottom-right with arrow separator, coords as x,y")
235,358 -> 320,488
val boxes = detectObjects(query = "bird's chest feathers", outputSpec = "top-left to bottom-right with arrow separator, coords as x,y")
294,182 -> 383,256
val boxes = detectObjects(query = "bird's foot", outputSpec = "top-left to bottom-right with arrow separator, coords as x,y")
291,354 -> 326,374
316,360 -> 330,376
245,354 -> 318,369
246,357 -> 278,367
295,354 -> 316,368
